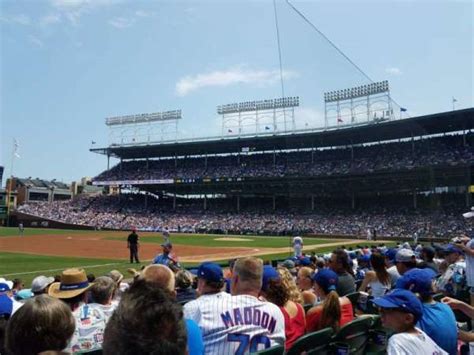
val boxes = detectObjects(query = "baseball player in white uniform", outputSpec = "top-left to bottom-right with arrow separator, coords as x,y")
185,258 -> 285,355
292,236 -> 303,258
162,227 -> 170,243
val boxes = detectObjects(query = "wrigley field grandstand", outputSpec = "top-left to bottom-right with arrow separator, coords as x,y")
14,106 -> 474,239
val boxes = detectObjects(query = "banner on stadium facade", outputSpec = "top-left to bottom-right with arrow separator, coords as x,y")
92,179 -> 174,186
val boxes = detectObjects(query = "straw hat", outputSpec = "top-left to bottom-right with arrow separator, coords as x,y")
48,268 -> 93,299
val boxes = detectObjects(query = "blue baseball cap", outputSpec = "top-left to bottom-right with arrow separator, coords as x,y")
359,254 -> 371,262
443,244 -> 462,255
300,257 -> 311,266
0,294 -> 13,317
396,268 -> 437,295
262,265 -> 280,291
197,262 -> 223,282
384,248 -> 398,262
372,289 -> 423,321
0,283 -> 11,293
312,269 -> 338,293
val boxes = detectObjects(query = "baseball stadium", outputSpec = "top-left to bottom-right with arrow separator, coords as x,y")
1,1 -> 473,354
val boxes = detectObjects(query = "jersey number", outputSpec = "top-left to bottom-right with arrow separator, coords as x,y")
227,333 -> 271,355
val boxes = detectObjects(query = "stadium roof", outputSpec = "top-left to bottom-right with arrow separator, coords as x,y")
91,108 -> 474,160
12,177 -> 70,190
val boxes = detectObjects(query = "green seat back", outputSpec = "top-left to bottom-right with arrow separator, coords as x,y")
331,316 -> 373,355
286,327 -> 334,355
250,344 -> 285,355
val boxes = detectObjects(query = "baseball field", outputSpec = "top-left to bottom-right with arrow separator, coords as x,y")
0,227 -> 364,285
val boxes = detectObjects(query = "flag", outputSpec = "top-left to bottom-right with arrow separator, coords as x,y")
337,118 -> 343,123
452,97 -> 458,103
13,139 -> 20,158
400,107 -> 407,112
265,126 -> 270,130
91,140 -> 96,145
228,129 -> 233,133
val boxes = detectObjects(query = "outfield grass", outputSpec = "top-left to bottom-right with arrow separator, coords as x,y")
0,227 -> 96,237
1,242 -> 398,286
107,234 -> 335,248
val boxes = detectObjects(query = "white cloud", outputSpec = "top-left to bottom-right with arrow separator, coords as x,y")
50,0 -> 121,25
40,14 -> 61,26
385,67 -> 402,76
28,35 -> 44,48
175,67 -> 299,96
135,10 -> 150,17
1,14 -> 31,26
108,17 -> 134,29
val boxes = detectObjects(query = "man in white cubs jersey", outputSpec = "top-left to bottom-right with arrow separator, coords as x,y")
184,261 -> 231,324
186,257 -> 285,355
292,236 -> 303,257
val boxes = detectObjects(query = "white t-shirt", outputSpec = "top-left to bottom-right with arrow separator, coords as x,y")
185,292 -> 285,355
387,328 -> 448,355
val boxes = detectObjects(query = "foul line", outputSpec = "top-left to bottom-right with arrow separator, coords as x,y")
2,261 -> 140,277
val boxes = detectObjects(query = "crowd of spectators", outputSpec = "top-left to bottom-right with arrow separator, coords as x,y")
18,194 -> 470,239
94,135 -> 474,182
1,224 -> 474,354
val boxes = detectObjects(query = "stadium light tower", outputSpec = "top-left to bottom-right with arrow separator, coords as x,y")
105,110 -> 182,145
217,96 -> 300,137
323,80 -> 393,129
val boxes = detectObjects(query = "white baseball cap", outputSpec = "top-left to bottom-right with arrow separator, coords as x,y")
463,207 -> 474,219
31,275 -> 55,293
395,249 -> 416,263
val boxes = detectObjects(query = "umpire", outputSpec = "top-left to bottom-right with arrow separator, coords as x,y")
127,228 -> 140,264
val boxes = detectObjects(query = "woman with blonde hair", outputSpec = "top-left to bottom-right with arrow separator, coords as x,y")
261,266 -> 305,350
306,269 -> 354,332
277,267 -> 303,304
297,266 -> 317,305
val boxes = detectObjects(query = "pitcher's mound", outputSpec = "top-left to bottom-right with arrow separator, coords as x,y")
214,237 -> 254,242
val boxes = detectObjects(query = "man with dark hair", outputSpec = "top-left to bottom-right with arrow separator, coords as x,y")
152,242 -> 180,270
184,262 -> 231,322
420,246 -> 439,273
329,249 -> 356,296
103,279 -> 187,355
127,228 -> 140,264
435,244 -> 466,297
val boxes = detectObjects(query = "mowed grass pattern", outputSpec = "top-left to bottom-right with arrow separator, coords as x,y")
0,244 -> 345,286
0,227 -> 96,237
107,234 -> 335,248
0,227 -> 372,285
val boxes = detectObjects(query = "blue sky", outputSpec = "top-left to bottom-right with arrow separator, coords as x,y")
1,0 -> 472,184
